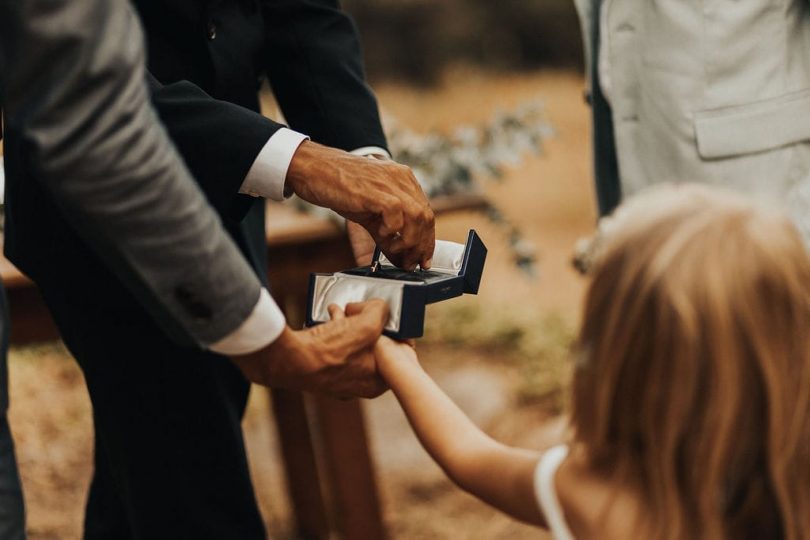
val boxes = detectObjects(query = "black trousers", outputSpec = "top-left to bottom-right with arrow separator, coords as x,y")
0,282 -> 26,540
35,204 -> 268,539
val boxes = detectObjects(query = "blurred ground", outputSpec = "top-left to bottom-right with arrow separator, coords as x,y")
7,68 -> 595,539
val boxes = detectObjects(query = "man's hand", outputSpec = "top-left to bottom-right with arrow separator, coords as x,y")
230,299 -> 390,399
287,141 -> 435,271
347,220 -> 376,266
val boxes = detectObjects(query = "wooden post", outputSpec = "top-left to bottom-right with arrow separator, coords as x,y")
270,389 -> 330,540
314,396 -> 387,540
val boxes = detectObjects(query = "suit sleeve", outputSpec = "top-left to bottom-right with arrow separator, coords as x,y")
260,0 -> 388,151
147,75 -> 285,221
0,0 -> 264,348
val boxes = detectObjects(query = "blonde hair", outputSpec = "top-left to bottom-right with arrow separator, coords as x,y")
572,184 -> 810,539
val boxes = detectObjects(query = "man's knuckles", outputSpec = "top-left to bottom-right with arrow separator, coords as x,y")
356,314 -> 385,340
380,206 -> 405,230
424,207 -> 436,227
366,299 -> 390,325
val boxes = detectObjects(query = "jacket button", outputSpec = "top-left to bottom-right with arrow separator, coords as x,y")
174,285 -> 213,321
207,21 -> 217,40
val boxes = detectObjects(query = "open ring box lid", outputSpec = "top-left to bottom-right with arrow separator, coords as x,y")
307,230 -> 487,339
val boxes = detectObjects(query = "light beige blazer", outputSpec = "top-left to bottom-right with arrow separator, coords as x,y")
574,0 -> 810,236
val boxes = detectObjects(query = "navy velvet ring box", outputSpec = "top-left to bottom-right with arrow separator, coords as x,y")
307,230 -> 487,339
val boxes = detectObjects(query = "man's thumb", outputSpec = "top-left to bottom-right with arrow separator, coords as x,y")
347,299 -> 389,337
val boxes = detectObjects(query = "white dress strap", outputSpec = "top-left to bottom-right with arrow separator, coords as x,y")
534,444 -> 575,540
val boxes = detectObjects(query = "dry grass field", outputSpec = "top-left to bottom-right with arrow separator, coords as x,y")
7,68 -> 596,539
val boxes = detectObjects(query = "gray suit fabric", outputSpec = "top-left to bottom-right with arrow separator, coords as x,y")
1,1 -> 274,535
0,0 -> 262,348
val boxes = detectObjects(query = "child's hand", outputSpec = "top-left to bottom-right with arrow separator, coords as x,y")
335,301 -> 422,383
375,336 -> 421,383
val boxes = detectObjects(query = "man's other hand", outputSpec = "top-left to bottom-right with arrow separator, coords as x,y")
287,141 -> 435,271
230,299 -> 390,399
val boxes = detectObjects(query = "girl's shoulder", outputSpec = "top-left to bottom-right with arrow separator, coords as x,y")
547,446 -> 649,539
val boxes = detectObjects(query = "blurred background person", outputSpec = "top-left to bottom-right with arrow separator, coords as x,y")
574,0 -> 810,236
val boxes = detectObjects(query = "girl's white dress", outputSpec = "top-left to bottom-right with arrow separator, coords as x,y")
534,445 -> 575,540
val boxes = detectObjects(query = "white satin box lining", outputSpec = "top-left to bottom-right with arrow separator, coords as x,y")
310,274 -> 411,332
378,240 -> 466,274
311,240 -> 467,332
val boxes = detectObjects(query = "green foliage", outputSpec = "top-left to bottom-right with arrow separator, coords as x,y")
295,101 -> 552,272
389,102 -> 550,273
423,303 -> 575,412
386,102 -> 552,198
514,313 -> 574,412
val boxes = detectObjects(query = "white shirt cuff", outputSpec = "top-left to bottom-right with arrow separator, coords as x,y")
209,288 -> 287,356
240,128 -> 309,201
350,146 -> 391,160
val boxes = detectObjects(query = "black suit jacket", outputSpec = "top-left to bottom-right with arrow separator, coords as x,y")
137,0 -> 387,152
142,0 -> 388,277
147,75 -> 279,222
5,0 -> 387,337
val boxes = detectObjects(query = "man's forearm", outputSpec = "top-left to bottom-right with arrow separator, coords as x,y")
147,76 -> 286,220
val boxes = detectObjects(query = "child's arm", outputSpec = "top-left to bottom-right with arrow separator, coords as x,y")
375,337 -> 548,527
